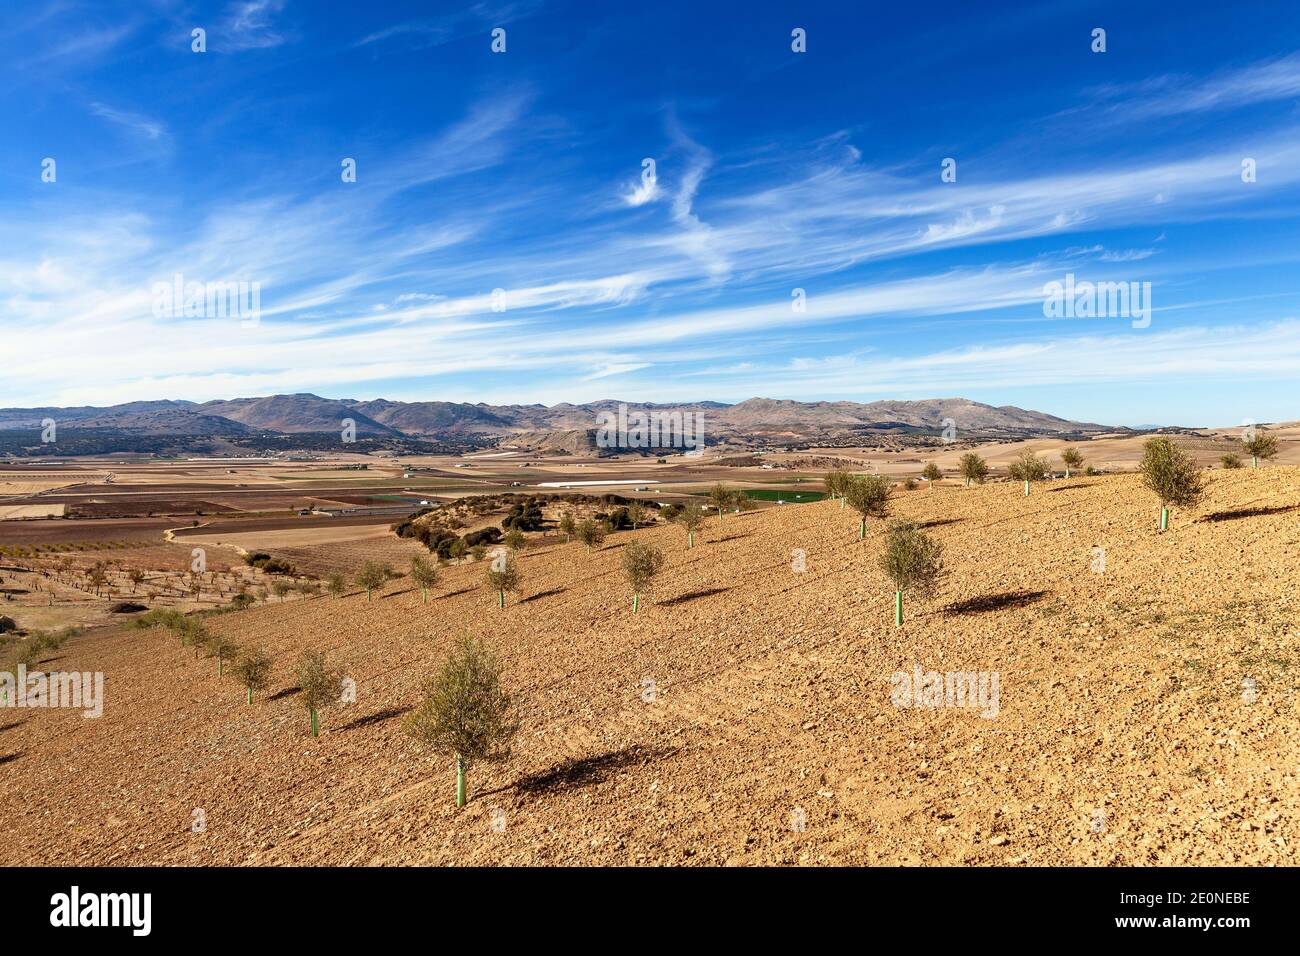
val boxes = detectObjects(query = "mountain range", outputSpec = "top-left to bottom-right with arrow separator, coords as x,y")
0,394 -> 1113,452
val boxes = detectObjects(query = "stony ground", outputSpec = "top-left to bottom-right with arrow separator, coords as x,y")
2,468 -> 1298,866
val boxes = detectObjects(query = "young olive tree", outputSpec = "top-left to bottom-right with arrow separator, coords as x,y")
208,633 -> 239,677
296,650 -> 344,737
355,561 -> 390,602
621,542 -> 665,614
1139,436 -> 1204,531
502,527 -> 526,553
1008,450 -> 1048,496
878,520 -> 945,627
626,502 -> 647,529
575,518 -> 607,552
844,474 -> 891,539
707,483 -> 734,523
234,647 -> 273,704
920,463 -> 942,488
1242,429 -> 1279,469
404,636 -> 518,808
824,468 -> 851,508
959,452 -> 989,488
485,551 -> 522,608
1060,447 -> 1084,478
409,555 -> 440,604
558,512 -> 576,543
672,501 -> 705,549
326,572 -> 347,599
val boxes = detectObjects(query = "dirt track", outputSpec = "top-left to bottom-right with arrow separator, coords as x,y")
2,467 -> 1298,865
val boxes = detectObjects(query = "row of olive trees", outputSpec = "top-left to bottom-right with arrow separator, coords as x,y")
135,609 -> 346,735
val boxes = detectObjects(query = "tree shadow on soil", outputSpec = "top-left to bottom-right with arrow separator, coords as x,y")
1199,503 -> 1300,523
944,589 -> 1050,615
0,721 -> 23,733
511,745 -> 673,796
661,586 -> 731,607
337,706 -> 412,732
520,587 -> 567,604
0,752 -> 21,766
267,686 -> 301,701
1048,483 -> 1095,492
920,518 -> 963,529
436,587 -> 476,600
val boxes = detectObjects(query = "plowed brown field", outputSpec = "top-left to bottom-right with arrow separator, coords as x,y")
3,468 -> 1298,866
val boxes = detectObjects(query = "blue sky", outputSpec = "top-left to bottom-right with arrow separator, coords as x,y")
2,0 -> 1299,426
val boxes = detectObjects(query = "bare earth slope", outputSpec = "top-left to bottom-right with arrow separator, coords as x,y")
3,468 -> 1298,866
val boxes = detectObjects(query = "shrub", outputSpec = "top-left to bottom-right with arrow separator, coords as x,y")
621,542 -> 665,613
1140,437 -> 1204,531
229,593 -> 256,610
844,474 -> 891,538
485,552 -> 522,608
1242,429 -> 1279,468
878,520 -> 945,627
575,519 -> 607,552
404,636 -> 518,808
234,647 -> 273,704
1220,452 -> 1243,469
296,650 -> 343,737
409,555 -> 440,603
626,502 -> 648,529
671,501 -> 705,548
502,528 -> 525,553
0,616 -> 18,634
958,453 -> 989,487
130,607 -> 187,631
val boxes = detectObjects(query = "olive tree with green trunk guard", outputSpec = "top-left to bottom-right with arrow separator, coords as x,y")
844,474 -> 891,539
404,636 -> 518,809
1139,436 -> 1204,532
921,462 -> 942,488
485,551 -> 522,608
672,501 -> 705,548
1242,430 -> 1279,469
409,555 -> 439,604
878,520 -> 945,627
621,541 -> 664,614
626,502 -> 647,529
558,512 -> 576,543
355,561 -> 390,602
959,452 -> 989,487
296,650 -> 343,737
207,633 -> 238,677
234,647 -> 273,704
575,518 -> 607,552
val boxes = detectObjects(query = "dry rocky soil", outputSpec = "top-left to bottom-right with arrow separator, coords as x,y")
3,468 -> 1298,866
